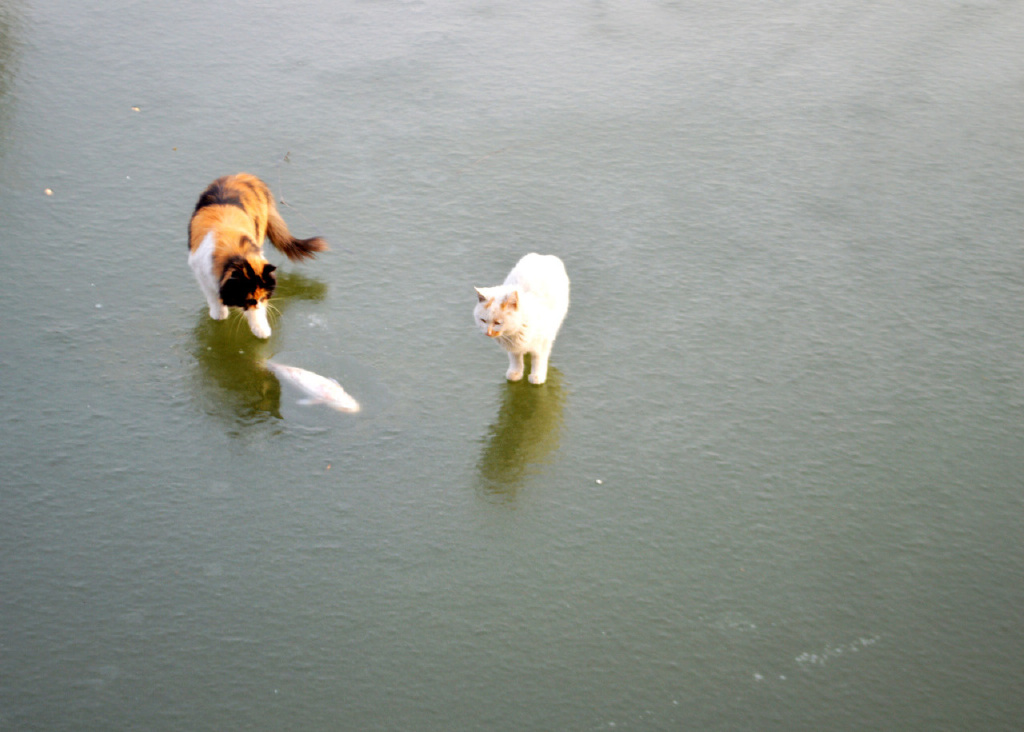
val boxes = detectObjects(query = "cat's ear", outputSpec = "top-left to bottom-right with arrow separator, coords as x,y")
219,256 -> 249,286
261,263 -> 277,289
476,288 -> 497,308
502,290 -> 519,311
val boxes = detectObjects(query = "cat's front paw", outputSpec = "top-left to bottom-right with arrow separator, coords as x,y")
528,372 -> 546,385
245,309 -> 272,339
210,304 -> 229,320
247,320 -> 272,339
506,369 -> 524,382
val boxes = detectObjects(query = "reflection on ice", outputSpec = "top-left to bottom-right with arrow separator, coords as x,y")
476,363 -> 566,503
187,271 -> 328,430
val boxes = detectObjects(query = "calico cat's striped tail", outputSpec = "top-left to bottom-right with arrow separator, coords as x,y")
266,201 -> 329,261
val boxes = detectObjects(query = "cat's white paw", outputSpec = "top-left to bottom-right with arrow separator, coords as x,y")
245,309 -> 272,339
247,320 -> 271,339
210,304 -> 229,320
506,369 -> 524,382
528,372 -> 546,385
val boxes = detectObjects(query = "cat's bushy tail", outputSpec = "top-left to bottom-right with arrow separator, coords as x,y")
266,202 -> 329,261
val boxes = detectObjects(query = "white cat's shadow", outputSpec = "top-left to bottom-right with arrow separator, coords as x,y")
475,362 -> 567,503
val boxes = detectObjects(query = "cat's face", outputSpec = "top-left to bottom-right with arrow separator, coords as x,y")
220,256 -> 277,312
474,287 -> 520,338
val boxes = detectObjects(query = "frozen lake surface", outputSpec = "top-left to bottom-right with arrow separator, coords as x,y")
2,1 -> 1023,729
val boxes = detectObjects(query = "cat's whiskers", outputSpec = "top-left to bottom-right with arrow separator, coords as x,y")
228,309 -> 246,338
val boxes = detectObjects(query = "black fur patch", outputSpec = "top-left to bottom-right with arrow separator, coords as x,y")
262,264 -> 278,288
219,258 -> 276,308
193,179 -> 245,214
219,259 -> 255,308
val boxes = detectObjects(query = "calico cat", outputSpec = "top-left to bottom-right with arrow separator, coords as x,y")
474,253 -> 570,384
188,173 -> 327,339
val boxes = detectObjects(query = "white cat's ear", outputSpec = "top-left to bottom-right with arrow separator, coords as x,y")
502,290 -> 519,311
475,288 -> 496,308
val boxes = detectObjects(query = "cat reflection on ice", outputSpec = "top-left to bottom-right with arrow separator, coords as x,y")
476,369 -> 566,503
474,253 -> 570,385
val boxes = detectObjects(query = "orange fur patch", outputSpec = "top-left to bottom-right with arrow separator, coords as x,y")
189,174 -> 278,286
190,173 -> 324,297
189,173 -> 272,254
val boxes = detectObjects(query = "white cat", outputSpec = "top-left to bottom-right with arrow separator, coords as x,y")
474,253 -> 570,385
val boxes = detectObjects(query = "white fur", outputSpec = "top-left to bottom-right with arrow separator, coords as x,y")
188,231 -> 229,321
188,230 -> 272,339
244,303 -> 271,339
474,253 -> 570,384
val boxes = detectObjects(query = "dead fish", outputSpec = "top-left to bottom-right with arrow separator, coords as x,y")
264,361 -> 360,413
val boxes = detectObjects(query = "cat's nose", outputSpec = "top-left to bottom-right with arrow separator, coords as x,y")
487,328 -> 500,337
